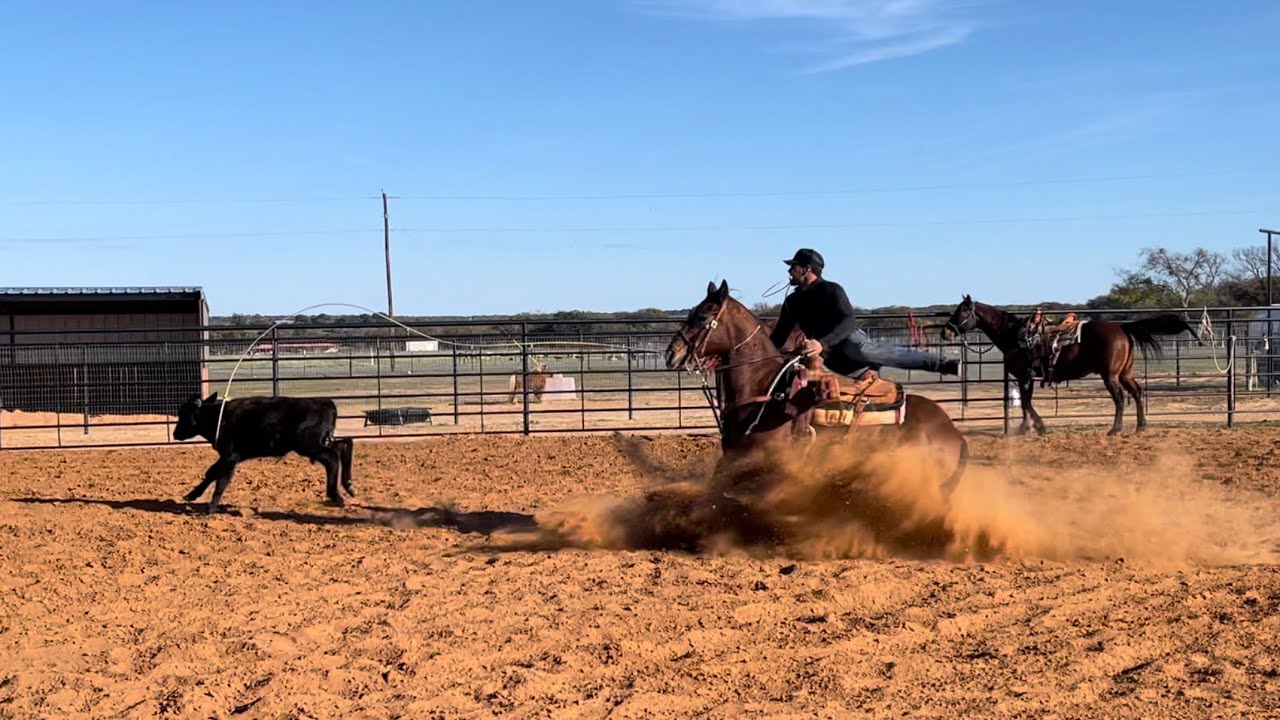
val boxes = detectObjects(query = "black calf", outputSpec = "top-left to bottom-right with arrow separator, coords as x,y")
173,392 -> 355,514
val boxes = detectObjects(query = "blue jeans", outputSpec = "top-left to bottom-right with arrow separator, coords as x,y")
825,329 -> 944,376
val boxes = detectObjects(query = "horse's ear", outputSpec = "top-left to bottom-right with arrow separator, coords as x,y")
717,280 -> 729,300
706,281 -> 717,296
963,293 -> 971,301
186,393 -> 202,408
205,391 -> 219,404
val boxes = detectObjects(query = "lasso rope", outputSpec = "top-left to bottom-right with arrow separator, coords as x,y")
211,301 -> 663,443
1197,306 -> 1234,374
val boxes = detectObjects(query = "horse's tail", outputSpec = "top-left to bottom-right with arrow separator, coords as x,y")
1120,314 -> 1196,360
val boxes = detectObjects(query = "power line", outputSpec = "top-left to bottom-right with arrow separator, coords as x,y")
0,208 -> 1263,245
0,168 -> 1265,206
395,169 -> 1266,201
0,228 -> 377,243
394,208 -> 1261,233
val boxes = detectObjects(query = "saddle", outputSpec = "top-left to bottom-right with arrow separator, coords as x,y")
787,357 -> 907,438
1022,309 -> 1085,386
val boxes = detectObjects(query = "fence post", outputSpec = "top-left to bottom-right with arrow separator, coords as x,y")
959,342 -> 969,417
1002,372 -> 1011,436
579,343 -> 587,431
271,327 -> 280,397
676,364 -> 683,428
1227,327 -> 1236,428
521,323 -> 531,436
1175,339 -> 1181,388
451,345 -> 460,425
479,349 -> 486,432
375,337 -> 383,436
626,336 -> 635,421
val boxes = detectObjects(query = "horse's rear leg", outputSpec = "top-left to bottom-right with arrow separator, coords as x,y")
1119,372 -> 1146,431
1103,374 -> 1125,436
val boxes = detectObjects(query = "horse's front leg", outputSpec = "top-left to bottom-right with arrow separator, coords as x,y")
1020,376 -> 1048,435
1010,374 -> 1035,435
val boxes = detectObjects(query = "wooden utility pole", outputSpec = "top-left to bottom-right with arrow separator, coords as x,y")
383,190 -> 397,318
382,189 -> 400,371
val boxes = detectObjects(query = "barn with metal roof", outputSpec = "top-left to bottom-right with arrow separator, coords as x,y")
0,287 -> 209,424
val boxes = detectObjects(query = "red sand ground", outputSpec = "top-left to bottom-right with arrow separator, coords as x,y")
2,427 -> 1280,718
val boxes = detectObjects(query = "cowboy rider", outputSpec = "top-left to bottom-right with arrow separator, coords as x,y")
768,248 -> 961,378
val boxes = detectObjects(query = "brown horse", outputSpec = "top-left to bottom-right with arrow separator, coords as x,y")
507,362 -> 551,404
940,295 -> 1196,436
664,281 -> 968,493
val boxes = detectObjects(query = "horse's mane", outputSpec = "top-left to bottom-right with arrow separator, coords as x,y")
723,296 -> 795,352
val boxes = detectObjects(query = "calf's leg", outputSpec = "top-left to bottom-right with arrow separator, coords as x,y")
336,438 -> 355,496
205,457 -> 240,515
310,447 -> 345,506
186,456 -> 230,503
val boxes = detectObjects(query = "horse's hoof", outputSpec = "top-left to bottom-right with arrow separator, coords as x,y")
344,486 -> 357,497
327,496 -> 346,507
1107,429 -> 1122,437
184,492 -> 201,502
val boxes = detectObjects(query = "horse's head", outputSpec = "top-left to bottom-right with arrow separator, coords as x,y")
940,294 -> 977,342
173,391 -> 218,441
665,280 -> 741,372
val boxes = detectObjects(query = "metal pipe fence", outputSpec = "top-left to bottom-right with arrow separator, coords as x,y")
2,305 -> 1278,450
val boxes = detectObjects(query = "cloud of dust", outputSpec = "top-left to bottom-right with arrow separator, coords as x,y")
951,445 -> 1280,567
500,436 -> 1280,567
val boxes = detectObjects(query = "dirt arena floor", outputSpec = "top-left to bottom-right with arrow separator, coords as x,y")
3,426 -> 1280,718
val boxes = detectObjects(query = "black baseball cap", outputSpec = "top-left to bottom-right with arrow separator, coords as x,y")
783,248 -> 824,272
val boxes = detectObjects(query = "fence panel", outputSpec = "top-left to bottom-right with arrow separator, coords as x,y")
0,305 -> 1273,450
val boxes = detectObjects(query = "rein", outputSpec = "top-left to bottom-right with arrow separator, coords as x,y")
679,307 -> 802,438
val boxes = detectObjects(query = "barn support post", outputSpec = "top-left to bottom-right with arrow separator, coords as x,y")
451,345 -> 460,425
271,327 -> 280,397
55,355 -> 63,448
521,322 -> 531,436
626,335 -> 635,421
81,344 -> 89,435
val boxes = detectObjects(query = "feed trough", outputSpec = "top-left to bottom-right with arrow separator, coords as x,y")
363,407 -> 433,427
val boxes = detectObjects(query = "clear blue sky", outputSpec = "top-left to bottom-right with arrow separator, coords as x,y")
1,1 -> 1277,316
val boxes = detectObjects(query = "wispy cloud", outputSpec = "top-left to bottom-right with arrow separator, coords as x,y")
633,0 -> 986,72
985,91 -> 1204,164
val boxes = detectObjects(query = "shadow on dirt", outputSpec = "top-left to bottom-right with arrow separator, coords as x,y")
10,497 -> 538,536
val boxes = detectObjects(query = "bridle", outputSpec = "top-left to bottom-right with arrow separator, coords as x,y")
946,305 -> 1002,356
674,301 -> 804,438
678,301 -> 765,373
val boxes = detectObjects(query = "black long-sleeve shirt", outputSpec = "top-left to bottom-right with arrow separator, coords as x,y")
768,278 -> 861,350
